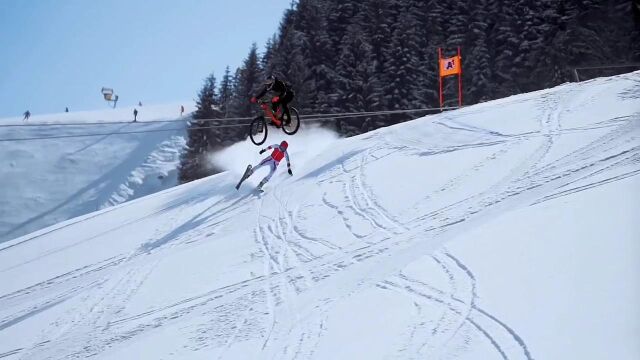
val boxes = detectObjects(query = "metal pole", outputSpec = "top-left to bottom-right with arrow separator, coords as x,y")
438,48 -> 443,109
458,46 -> 462,107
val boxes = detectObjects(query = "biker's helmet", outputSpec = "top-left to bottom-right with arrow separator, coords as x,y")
265,74 -> 276,89
280,140 -> 288,150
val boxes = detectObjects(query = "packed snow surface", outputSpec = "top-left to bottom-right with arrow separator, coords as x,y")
0,103 -> 194,243
0,73 -> 638,359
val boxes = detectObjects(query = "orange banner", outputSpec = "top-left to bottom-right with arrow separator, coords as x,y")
439,55 -> 461,77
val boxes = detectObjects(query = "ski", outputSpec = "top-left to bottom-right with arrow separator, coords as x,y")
235,165 -> 252,190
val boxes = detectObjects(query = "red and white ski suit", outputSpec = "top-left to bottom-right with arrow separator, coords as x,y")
253,143 -> 291,185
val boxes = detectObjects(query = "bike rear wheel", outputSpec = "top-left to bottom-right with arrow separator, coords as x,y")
249,116 -> 268,145
282,107 -> 300,135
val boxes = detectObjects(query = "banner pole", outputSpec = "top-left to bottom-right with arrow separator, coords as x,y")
458,46 -> 462,107
438,48 -> 443,109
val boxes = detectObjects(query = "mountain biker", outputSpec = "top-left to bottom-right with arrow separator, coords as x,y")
244,140 -> 293,191
250,75 -> 295,126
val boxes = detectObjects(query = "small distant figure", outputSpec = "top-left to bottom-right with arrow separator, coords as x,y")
65,107 -> 69,113
133,108 -> 138,122
138,101 -> 142,106
23,110 -> 31,121
180,105 -> 185,117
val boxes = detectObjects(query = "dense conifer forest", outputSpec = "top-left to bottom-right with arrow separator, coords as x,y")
180,0 -> 640,182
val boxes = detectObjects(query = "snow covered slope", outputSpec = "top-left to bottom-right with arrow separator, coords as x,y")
0,103 -> 194,243
0,73 -> 638,359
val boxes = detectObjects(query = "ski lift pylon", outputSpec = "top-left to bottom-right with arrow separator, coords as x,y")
101,87 -> 119,108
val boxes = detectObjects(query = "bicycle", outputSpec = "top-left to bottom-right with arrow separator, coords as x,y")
248,99 -> 300,146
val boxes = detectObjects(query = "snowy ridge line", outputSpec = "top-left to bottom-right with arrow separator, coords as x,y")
0,124 -> 200,142
18,98 -> 595,142
0,106 -> 461,128
1,118 -> 195,127
0,108 -> 464,142
0,108 -> 456,142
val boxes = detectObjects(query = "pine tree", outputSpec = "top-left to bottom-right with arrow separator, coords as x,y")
332,22 -> 378,134
297,0 -> 336,112
383,1 -> 422,111
466,0 -> 494,102
195,0 -> 639,144
361,0 -> 396,111
178,73 -> 222,183
268,8 -> 299,81
232,43 -> 263,118
218,66 -> 233,117
261,35 -> 277,76
633,0 -> 640,59
193,73 -> 218,120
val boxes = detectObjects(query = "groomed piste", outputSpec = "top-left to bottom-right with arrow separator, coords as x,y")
0,72 -> 638,359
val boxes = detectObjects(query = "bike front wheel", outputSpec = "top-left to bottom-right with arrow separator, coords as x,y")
282,107 -> 300,135
249,116 -> 268,145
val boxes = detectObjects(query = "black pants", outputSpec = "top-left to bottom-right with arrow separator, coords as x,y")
271,92 -> 294,122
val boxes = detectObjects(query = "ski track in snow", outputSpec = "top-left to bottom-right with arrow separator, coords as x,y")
1,76 -> 639,359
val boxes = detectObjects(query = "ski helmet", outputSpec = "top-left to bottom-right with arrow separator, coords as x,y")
280,140 -> 288,149
265,74 -> 276,85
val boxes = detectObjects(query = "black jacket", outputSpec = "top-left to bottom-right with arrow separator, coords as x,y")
255,79 -> 292,99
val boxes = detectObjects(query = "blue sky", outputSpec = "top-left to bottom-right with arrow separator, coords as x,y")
0,0 -> 292,117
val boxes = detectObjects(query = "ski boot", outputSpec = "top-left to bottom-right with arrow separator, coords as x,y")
256,179 -> 267,192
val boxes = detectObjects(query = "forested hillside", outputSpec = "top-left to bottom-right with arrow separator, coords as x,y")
179,0 -> 640,182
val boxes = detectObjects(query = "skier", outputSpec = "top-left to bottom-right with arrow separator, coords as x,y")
236,140 -> 293,192
180,105 -> 184,117
23,110 -> 31,121
250,74 -> 295,126
133,108 -> 138,122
